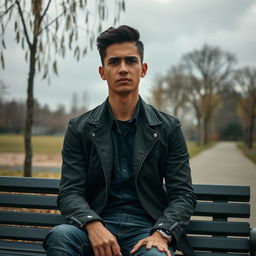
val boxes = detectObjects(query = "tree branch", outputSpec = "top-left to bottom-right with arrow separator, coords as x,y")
0,2 -> 16,20
40,0 -> 52,23
37,4 -> 68,36
15,0 -> 31,48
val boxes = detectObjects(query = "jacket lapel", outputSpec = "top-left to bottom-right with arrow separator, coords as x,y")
87,100 -> 113,193
133,99 -> 162,178
133,123 -> 160,178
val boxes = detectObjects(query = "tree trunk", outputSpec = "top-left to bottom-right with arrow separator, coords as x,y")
24,42 -> 37,177
203,118 -> 209,145
23,1 -> 41,177
196,115 -> 201,145
244,126 -> 249,146
248,103 -> 255,149
248,122 -> 254,149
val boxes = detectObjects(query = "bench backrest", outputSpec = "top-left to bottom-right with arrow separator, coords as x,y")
0,177 -> 251,255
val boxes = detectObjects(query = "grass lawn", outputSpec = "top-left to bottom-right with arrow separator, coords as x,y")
0,168 -> 61,178
0,134 -> 214,157
0,134 -> 64,154
187,141 -> 216,157
237,142 -> 256,164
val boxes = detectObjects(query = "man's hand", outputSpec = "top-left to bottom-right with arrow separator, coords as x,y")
86,221 -> 122,256
130,231 -> 171,256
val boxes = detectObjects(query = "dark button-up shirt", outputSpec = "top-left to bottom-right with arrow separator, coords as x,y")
101,98 -> 147,216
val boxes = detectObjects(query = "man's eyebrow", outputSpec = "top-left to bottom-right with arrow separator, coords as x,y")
126,56 -> 138,60
108,56 -> 138,59
107,57 -> 120,62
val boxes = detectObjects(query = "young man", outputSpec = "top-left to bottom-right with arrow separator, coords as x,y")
43,25 -> 196,256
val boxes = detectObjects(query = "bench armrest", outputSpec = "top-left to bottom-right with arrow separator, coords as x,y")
251,228 -> 256,251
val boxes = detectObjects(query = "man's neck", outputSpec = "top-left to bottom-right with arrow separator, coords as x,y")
108,94 -> 139,121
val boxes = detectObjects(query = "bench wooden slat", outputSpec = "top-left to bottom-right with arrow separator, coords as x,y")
0,211 -> 250,236
193,184 -> 250,202
0,194 -> 58,209
0,241 -> 44,253
186,220 -> 250,236
194,202 -> 250,218
0,250 -> 45,256
0,211 -> 64,226
0,177 -> 250,202
194,252 -> 249,256
0,194 -> 250,217
189,236 -> 249,252
0,226 -> 49,241
0,177 -> 59,194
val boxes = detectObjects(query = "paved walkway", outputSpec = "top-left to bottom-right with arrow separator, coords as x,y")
190,141 -> 256,227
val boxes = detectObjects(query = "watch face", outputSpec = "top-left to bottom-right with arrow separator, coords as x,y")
164,230 -> 172,236
158,229 -> 171,236
157,229 -> 172,238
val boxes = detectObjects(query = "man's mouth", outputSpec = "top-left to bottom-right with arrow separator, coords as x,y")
116,78 -> 131,83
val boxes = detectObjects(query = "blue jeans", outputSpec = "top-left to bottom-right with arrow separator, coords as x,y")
43,213 -> 175,256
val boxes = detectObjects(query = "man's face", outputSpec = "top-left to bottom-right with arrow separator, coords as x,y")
99,42 -> 147,96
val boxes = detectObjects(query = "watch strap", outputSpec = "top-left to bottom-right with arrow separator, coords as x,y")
156,229 -> 172,243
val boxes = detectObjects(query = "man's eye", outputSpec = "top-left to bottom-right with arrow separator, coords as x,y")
109,59 -> 119,65
127,58 -> 138,64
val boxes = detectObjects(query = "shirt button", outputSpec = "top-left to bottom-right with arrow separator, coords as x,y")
91,132 -> 95,137
153,133 -> 158,138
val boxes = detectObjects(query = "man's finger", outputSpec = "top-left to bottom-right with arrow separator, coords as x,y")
98,246 -> 105,256
145,241 -> 153,249
157,245 -> 164,252
105,245 -> 112,256
163,248 -> 171,256
130,239 -> 145,254
111,240 -> 122,256
93,248 -> 99,256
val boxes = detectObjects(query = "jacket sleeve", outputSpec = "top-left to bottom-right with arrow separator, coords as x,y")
57,119 -> 103,227
152,119 -> 197,245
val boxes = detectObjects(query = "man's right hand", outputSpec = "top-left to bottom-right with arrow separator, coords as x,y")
86,221 -> 122,256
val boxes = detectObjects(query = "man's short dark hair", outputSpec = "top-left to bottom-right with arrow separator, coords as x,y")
96,25 -> 144,65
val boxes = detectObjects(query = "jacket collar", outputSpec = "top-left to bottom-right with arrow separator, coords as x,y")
87,96 -> 162,127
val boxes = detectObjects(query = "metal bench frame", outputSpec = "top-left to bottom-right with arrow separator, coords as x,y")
0,176 -> 255,256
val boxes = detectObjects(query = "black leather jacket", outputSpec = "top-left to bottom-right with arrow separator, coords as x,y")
57,97 -> 196,255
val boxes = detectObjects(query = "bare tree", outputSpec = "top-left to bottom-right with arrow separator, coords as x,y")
183,75 -> 203,144
182,44 -> 236,145
0,0 -> 125,176
234,67 -> 256,149
148,75 -> 168,112
165,64 -> 188,119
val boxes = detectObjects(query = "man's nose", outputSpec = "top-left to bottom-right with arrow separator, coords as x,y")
119,60 -> 128,74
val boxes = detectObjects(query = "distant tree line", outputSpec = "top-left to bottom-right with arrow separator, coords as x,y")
0,92 -> 87,135
149,44 -> 256,149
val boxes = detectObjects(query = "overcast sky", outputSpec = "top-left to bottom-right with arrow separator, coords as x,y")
1,0 -> 256,112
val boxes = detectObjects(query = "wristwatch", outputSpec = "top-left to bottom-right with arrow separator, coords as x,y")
156,229 -> 172,243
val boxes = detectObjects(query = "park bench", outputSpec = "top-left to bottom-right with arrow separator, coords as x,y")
0,176 -> 255,256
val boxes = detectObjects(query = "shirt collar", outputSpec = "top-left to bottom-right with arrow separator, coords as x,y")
107,97 -> 141,126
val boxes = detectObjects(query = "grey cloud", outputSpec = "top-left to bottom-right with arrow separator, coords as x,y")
1,0 -> 256,111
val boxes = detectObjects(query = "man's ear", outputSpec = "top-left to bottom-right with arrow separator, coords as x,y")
141,63 -> 148,78
99,66 -> 106,80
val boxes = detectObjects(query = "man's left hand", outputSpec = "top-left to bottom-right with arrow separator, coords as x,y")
130,231 -> 171,256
